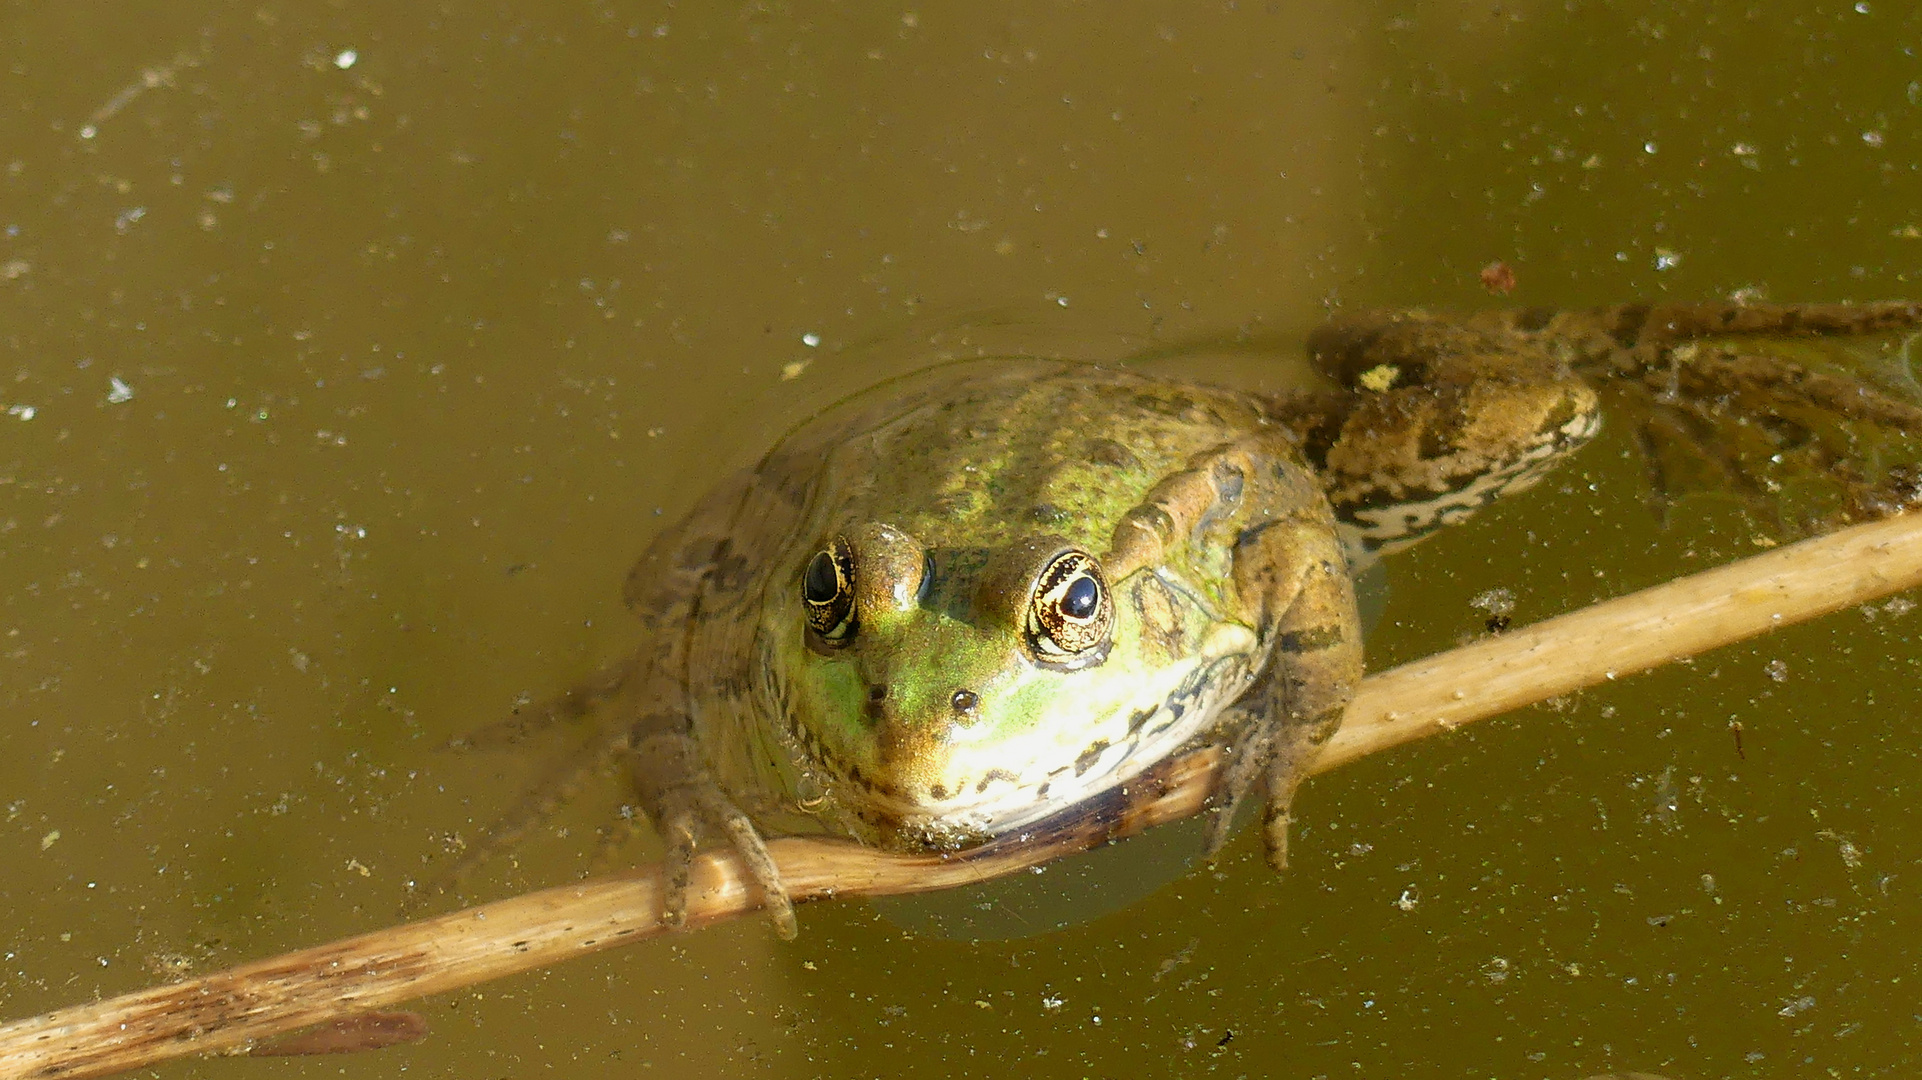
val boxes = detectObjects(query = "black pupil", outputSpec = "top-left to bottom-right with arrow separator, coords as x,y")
804,550 -> 839,604
1061,575 -> 1099,619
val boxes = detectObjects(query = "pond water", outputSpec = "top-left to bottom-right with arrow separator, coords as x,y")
2,2 -> 1919,1077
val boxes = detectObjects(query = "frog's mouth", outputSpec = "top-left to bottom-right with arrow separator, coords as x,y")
833,625 -> 1258,854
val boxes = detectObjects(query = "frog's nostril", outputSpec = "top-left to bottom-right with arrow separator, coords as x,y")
863,683 -> 890,724
950,689 -> 980,714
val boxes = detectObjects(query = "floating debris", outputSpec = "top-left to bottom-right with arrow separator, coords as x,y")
1777,994 -> 1816,1018
1479,261 -> 1517,295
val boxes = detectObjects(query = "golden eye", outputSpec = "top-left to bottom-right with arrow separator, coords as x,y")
802,536 -> 857,643
1025,549 -> 1113,668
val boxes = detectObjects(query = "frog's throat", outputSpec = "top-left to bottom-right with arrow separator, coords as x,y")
845,620 -> 1259,852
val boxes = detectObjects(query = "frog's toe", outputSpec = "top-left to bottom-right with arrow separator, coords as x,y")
656,808 -> 699,929
1260,801 -> 1294,873
711,798 -> 797,939
1213,773 -> 1298,875
1255,748 -> 1319,874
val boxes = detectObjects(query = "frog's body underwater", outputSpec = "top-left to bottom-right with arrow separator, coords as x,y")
444,302 -> 1922,937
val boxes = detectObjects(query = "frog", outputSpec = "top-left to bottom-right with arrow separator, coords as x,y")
437,300 -> 1922,938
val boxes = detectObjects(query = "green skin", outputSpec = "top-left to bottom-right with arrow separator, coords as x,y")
450,301 -> 1922,936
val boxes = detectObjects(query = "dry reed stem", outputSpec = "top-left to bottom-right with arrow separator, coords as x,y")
5,510 -> 1922,1080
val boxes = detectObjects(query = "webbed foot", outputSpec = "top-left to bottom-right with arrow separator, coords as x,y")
1203,707 -> 1341,873
1568,301 -> 1922,534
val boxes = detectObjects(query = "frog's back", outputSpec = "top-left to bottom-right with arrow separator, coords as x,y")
787,360 -> 1278,554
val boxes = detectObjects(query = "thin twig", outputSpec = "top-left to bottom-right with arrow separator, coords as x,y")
6,511 -> 1922,1080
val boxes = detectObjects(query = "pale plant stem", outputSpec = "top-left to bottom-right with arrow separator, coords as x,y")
6,511 -> 1922,1080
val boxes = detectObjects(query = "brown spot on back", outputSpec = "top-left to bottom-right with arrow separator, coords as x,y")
1087,437 -> 1141,470
932,490 -> 983,519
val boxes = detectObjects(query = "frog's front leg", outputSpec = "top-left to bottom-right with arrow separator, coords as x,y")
620,506 -> 799,939
623,701 -> 797,939
1106,440 -> 1364,871
1212,495 -> 1364,870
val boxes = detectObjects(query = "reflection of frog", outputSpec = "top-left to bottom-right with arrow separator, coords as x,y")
442,301 -> 1922,937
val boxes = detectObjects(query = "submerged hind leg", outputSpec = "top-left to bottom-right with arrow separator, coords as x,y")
1577,305 -> 1922,529
444,656 -> 635,752
409,711 -> 632,911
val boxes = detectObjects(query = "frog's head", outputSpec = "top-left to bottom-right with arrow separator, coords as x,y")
773,520 -> 1254,851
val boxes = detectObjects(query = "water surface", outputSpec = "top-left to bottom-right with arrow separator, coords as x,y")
2,2 -> 1918,1077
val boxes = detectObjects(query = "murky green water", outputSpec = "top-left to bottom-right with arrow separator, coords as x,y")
3,2 -> 1919,1077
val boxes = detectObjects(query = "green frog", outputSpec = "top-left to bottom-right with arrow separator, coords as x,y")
441,301 -> 1922,938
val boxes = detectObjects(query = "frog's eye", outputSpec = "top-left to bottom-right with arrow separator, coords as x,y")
802,536 -> 858,643
1025,549 -> 1113,669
